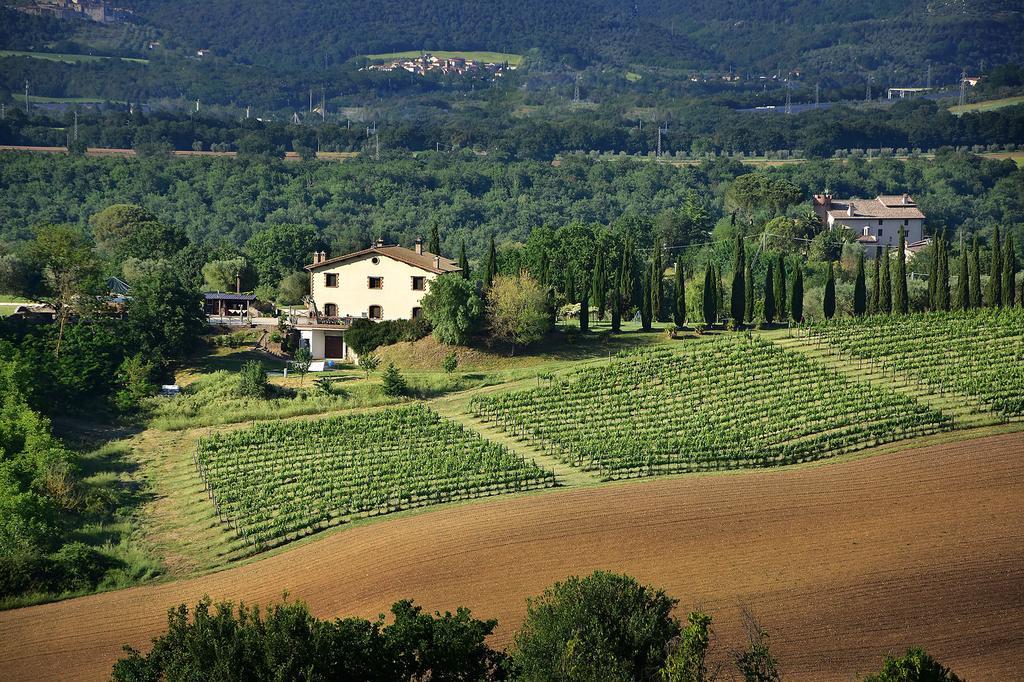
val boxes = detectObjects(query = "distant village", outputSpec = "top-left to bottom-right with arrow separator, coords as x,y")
363,53 -> 517,78
13,0 -> 133,23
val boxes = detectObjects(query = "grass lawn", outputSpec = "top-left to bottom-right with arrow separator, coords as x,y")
0,49 -> 148,64
950,94 -> 1024,115
360,50 -> 522,65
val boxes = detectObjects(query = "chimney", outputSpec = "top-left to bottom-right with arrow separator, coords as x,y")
902,193 -> 910,205
847,204 -> 854,217
434,255 -> 441,269
415,237 -> 424,255
374,238 -> 384,248
824,193 -> 832,209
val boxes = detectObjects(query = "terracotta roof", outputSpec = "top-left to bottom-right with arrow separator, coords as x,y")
306,244 -> 462,275
821,195 -> 925,220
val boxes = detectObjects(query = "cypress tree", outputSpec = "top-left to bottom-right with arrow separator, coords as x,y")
1003,232 -> 1016,307
927,238 -> 938,310
620,238 -> 636,314
652,239 -> 664,322
641,262 -> 653,330
763,260 -> 776,324
702,264 -> 716,326
611,266 -> 622,332
957,246 -> 969,311
970,236 -> 983,308
935,232 -> 950,311
744,259 -> 754,323
730,234 -> 745,327
458,240 -> 470,280
869,254 -> 880,314
853,252 -> 867,316
791,263 -> 804,323
987,226 -> 1002,307
673,262 -> 686,328
774,252 -> 787,322
429,224 -> 441,256
592,245 -> 607,321
824,260 -> 836,320
894,226 -> 908,314
485,235 -> 497,288
880,246 -> 892,313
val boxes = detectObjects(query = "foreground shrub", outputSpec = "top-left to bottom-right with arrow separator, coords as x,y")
236,360 -> 268,398
512,571 -> 680,681
111,597 -> 506,681
863,647 -> 963,682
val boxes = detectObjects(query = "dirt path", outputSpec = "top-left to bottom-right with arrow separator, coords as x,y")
2,433 -> 1023,681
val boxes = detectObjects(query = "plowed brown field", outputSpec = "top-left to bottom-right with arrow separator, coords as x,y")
2,433 -> 1023,681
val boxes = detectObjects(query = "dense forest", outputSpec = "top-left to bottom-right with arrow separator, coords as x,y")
0,149 -> 1020,268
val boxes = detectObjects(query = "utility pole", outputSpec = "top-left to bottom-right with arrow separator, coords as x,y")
73,110 -> 78,140
959,68 -> 967,106
195,99 -> 200,113
320,86 -> 325,121
926,61 -> 932,89
657,121 -> 668,157
246,105 -> 250,119
865,74 -> 871,102
815,83 -> 820,109
573,74 -> 580,103
309,88 -> 313,114
25,80 -> 30,115
784,79 -> 792,115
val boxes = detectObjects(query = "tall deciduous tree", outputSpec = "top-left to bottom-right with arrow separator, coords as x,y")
1002,232 -> 1016,307
673,262 -> 686,329
420,274 -> 483,345
853,252 -> 867,316
90,204 -> 188,263
730,235 -> 745,327
824,260 -> 836,320
970,237 -> 983,308
244,223 -> 319,288
701,264 -> 716,326
127,262 -> 206,364
894,226 -> 908,314
486,272 -> 551,355
790,263 -> 804,323
869,254 -> 880,314
763,260 -> 775,324
21,224 -> 103,358
987,226 -> 1002,307
774,252 -> 787,322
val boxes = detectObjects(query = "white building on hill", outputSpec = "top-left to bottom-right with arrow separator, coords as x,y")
813,193 -> 926,258
293,238 -> 461,361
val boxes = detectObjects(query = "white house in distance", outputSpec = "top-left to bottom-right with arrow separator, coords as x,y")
813,193 -> 927,258
293,238 -> 461,361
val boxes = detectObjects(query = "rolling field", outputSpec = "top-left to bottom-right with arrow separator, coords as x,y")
0,49 -> 148,64
473,338 -> 950,478
950,94 -> 1024,115
1,432 -> 1021,681
360,50 -> 523,65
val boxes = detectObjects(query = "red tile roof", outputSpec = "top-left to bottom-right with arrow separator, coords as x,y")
306,244 -> 462,275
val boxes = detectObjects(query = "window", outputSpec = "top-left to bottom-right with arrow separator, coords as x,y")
323,303 -> 337,317
411,276 -> 426,291
368,276 -> 383,289
325,273 -> 338,287
904,219 -> 909,226
877,228 -> 884,238
877,219 -> 883,226
371,256 -> 380,265
368,305 -> 383,320
411,307 -> 423,319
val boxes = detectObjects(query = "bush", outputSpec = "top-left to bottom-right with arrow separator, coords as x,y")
863,648 -> 962,682
421,274 -> 483,345
512,571 -> 680,681
345,318 -> 431,356
237,360 -> 268,399
442,352 -> 459,373
47,541 -> 114,592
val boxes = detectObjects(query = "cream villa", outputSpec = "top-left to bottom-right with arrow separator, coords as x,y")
293,238 -> 461,361
813,193 -> 927,258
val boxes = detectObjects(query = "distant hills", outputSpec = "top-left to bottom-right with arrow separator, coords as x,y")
123,0 -> 1022,78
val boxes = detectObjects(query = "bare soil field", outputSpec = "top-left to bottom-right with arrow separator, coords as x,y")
1,433 -> 1022,681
